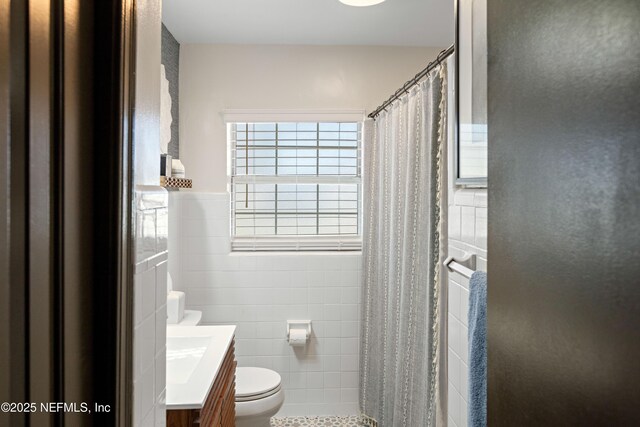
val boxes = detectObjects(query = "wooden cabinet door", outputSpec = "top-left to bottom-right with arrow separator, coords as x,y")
167,339 -> 236,427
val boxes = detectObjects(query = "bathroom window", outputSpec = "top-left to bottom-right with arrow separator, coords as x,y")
229,121 -> 362,251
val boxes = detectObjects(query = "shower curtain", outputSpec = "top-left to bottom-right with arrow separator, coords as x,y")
360,64 -> 447,427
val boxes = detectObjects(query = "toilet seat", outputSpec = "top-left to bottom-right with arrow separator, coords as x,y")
235,384 -> 282,402
235,367 -> 282,402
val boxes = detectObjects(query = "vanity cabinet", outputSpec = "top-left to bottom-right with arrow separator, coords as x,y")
167,339 -> 236,427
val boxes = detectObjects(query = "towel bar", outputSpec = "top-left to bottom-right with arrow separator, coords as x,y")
444,252 -> 477,279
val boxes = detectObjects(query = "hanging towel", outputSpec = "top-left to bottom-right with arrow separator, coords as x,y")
468,271 -> 487,427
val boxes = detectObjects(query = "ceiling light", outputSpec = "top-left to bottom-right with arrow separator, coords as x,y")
339,0 -> 386,7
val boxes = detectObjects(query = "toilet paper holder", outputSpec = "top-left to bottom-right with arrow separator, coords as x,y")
286,320 -> 312,340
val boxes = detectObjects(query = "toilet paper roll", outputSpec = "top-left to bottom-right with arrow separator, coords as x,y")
167,291 -> 185,324
288,328 -> 308,346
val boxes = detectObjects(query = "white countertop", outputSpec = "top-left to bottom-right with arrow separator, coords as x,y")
166,325 -> 236,410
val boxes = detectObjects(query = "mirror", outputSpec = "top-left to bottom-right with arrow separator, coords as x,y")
456,0 -> 488,185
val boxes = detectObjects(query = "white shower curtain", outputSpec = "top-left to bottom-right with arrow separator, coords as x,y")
360,64 -> 447,427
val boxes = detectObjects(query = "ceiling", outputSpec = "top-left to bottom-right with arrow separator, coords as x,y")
162,0 -> 454,47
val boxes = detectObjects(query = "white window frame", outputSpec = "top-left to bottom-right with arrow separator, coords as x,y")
224,110 -> 365,252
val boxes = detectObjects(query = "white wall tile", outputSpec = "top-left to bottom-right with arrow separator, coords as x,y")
272,356 -> 290,373
340,287 -> 358,304
340,321 -> 358,338
340,338 -> 358,355
183,218 -> 229,238
134,272 -> 143,326
449,314 -> 468,365
308,287 -> 323,304
324,388 -> 341,404
341,355 -> 358,372
323,321 -> 341,338
308,372 -> 324,388
448,186 -> 487,425
155,261 -> 168,308
182,199 -> 228,219
140,410 -> 154,427
474,190 -> 487,208
324,271 -> 342,287
453,189 -> 476,207
256,322 -> 273,339
288,389 -> 308,404
307,270 -> 325,286
155,306 -> 167,355
323,355 -> 341,372
459,286 -> 470,328
341,388 -> 358,403
309,304 -> 324,321
156,208 -> 168,253
449,205 -> 462,241
133,378 -> 143,426
448,349 -> 468,399
300,356 -> 324,372
183,236 -> 230,255
460,206 -> 476,245
307,389 -> 324,404
323,287 -> 341,304
340,305 -> 358,321
134,189 -> 169,427
138,314 -> 156,376
475,208 -> 488,248
448,281 -> 460,321
168,192 -> 362,416
341,371 -> 358,388
448,385 -> 468,427
323,305 -> 341,321
141,267 -> 156,320
290,288 -> 308,305
137,210 -> 157,263
137,365 -> 155,425
155,349 -> 166,400
324,338 -> 341,355
289,372 -> 308,389
155,390 -> 166,427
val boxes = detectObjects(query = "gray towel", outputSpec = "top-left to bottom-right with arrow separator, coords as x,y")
468,271 -> 487,427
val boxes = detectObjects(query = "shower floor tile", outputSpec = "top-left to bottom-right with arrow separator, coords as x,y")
271,415 -> 363,427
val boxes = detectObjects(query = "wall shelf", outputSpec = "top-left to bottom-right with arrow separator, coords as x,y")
160,176 -> 192,189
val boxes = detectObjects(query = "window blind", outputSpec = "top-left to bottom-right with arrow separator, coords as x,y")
229,122 -> 362,251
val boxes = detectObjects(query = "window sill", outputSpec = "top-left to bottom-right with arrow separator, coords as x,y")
231,235 -> 362,252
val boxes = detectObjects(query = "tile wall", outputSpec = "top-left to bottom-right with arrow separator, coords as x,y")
444,54 -> 489,427
446,188 -> 487,427
133,186 -> 168,427
168,192 -> 362,416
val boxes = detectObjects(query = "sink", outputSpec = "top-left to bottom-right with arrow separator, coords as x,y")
165,325 -> 236,410
166,336 -> 210,384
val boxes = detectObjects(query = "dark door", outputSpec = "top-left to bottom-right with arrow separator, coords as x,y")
487,0 -> 640,425
0,1 -> 136,425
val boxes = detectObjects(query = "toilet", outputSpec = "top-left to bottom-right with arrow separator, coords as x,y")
166,274 -> 285,424
235,367 -> 284,427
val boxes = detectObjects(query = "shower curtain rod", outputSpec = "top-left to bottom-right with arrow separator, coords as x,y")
368,44 -> 454,119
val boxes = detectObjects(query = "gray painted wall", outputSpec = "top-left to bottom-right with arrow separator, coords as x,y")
161,24 -> 179,158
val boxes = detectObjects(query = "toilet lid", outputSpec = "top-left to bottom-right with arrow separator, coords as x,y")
235,367 -> 281,401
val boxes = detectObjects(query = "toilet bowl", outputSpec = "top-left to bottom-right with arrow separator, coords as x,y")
235,367 -> 284,427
